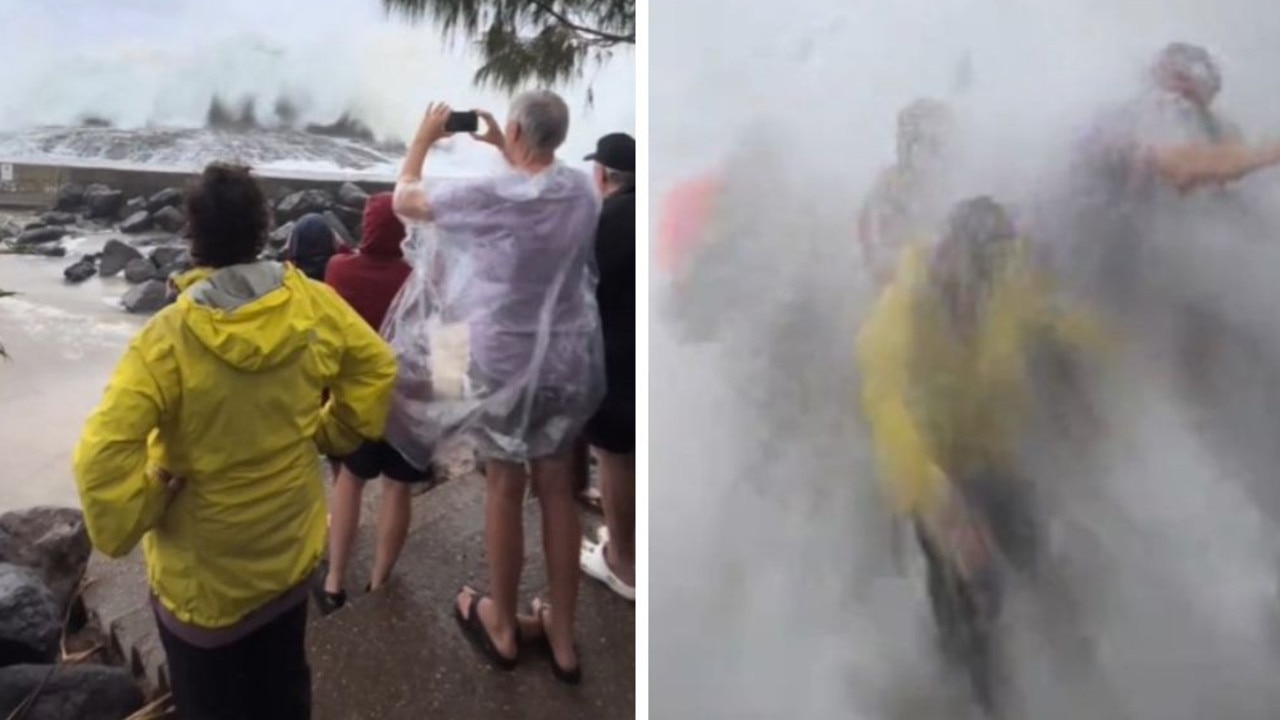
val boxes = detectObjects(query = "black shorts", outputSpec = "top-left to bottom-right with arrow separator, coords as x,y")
584,389 -> 635,455
341,440 -> 434,484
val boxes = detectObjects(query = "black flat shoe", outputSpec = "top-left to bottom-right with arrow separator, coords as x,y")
453,588 -> 519,671
548,648 -> 582,686
312,585 -> 347,616
531,599 -> 581,685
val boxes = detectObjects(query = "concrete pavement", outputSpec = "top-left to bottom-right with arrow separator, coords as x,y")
81,459 -> 636,720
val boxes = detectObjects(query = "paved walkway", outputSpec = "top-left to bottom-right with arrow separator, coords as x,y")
83,469 -> 636,720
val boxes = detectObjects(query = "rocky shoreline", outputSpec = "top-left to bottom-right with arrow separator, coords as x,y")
0,507 -> 147,720
0,180 -> 373,315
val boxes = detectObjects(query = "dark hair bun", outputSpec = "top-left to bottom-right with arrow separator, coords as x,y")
184,163 -> 270,268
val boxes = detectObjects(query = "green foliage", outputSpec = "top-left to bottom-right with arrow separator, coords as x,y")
383,0 -> 634,92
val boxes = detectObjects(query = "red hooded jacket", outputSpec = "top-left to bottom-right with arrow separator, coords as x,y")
324,192 -> 412,332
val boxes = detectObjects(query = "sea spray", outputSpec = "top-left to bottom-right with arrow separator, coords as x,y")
652,0 -> 1280,716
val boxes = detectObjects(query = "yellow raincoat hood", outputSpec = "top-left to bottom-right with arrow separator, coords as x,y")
176,262 -> 312,372
74,262 -> 397,629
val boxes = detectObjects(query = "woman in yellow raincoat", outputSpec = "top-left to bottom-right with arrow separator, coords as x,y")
857,196 -> 1102,704
73,164 -> 397,720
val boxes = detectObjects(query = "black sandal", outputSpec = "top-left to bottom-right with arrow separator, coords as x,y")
453,588 -> 519,671
311,562 -> 347,616
533,599 -> 581,685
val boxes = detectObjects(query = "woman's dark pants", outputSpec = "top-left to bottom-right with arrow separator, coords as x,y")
156,601 -> 312,720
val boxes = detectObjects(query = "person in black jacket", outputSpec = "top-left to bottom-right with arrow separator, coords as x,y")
580,132 -> 636,601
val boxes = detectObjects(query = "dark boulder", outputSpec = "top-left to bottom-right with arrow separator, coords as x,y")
29,246 -> 66,258
23,222 -> 46,231
83,187 -> 124,220
122,279 -> 168,314
276,189 -> 332,224
151,248 -> 191,278
62,259 -> 96,285
330,205 -> 363,241
338,181 -> 369,209
148,246 -> 185,268
52,184 -> 85,213
152,206 -> 186,234
38,212 -> 76,227
0,664 -> 144,720
97,240 -> 143,278
268,221 -> 295,250
146,187 -> 183,214
322,210 -> 355,247
15,227 -> 66,246
119,211 -> 151,234
124,196 -> 146,216
0,508 -> 90,615
123,258 -> 159,285
0,564 -> 59,666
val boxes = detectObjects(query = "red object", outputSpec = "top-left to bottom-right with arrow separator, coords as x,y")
656,173 -> 722,278
324,192 -> 412,331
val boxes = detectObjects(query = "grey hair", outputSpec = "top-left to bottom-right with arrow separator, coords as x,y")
509,90 -> 570,155
603,167 -> 635,192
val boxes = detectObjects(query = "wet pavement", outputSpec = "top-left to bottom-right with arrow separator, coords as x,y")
308,477 -> 635,720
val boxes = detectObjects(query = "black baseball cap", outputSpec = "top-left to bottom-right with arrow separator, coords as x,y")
584,133 -> 635,173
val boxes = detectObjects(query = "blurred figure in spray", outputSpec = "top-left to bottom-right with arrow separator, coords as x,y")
284,213 -> 344,282
1065,42 -> 1280,306
857,196 -> 1104,710
580,133 -> 637,601
314,193 -> 424,614
858,98 -> 956,288
389,93 -> 603,683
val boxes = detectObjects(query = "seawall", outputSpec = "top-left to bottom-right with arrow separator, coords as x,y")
0,158 -> 396,209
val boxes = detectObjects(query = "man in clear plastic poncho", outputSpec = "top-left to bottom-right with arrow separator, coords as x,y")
387,91 -> 603,683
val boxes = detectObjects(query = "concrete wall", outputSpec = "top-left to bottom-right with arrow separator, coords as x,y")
0,159 -> 395,210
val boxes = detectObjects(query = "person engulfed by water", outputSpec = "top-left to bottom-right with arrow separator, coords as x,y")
72,163 -> 398,719
388,92 -> 603,684
285,213 -> 343,281
580,132 -> 637,602
858,98 -> 957,288
315,192 -> 423,613
857,196 -> 1105,709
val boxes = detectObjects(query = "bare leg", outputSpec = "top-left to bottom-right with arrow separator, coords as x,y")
531,452 -> 581,670
455,459 -> 526,660
595,448 -> 635,587
370,479 -> 412,590
325,467 -> 365,594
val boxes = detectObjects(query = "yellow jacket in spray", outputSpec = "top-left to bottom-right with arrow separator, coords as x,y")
856,241 -> 1103,520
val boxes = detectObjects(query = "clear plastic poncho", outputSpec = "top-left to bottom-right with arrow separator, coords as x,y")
381,163 -> 606,468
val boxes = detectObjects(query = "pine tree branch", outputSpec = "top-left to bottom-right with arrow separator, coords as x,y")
525,0 -> 634,43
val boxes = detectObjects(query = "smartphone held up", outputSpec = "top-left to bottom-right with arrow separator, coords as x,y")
445,110 -> 479,134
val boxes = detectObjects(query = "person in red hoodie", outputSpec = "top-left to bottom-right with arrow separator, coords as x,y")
315,192 -> 429,613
